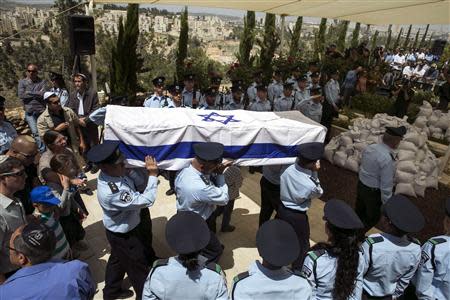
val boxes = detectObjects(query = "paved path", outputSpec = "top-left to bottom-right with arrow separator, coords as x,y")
81,167 -> 377,299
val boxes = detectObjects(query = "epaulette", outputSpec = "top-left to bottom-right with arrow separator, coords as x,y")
147,258 -> 169,280
200,175 -> 210,185
232,271 -> 250,284
309,176 -> 319,186
429,237 -> 447,245
152,258 -> 169,268
366,236 -> 384,245
205,262 -> 223,275
108,182 -> 119,194
307,249 -> 326,261
292,268 -> 307,279
408,236 -> 421,245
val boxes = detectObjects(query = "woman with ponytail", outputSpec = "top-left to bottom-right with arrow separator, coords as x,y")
301,198 -> 365,300
142,211 -> 228,300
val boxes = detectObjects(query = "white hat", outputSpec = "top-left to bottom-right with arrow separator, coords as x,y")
43,92 -> 57,101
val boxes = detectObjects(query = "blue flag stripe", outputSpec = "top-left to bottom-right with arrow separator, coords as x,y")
115,141 -> 298,162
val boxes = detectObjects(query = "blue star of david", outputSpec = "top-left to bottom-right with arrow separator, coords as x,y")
198,112 -> 240,125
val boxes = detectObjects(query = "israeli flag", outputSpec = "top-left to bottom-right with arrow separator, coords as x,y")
104,106 -> 326,170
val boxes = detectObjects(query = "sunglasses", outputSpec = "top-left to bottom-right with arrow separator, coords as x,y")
0,169 -> 26,177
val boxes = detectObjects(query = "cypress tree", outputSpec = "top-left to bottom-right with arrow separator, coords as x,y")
427,32 -> 434,48
412,29 -> 420,50
403,24 -> 412,49
385,24 -> 392,50
258,13 -> 279,84
111,3 -> 139,105
393,27 -> 403,50
337,20 -> 349,52
238,11 -> 256,68
351,22 -> 361,47
315,18 -> 327,61
420,24 -> 430,48
176,7 -> 189,82
289,16 -> 303,57
370,30 -> 379,50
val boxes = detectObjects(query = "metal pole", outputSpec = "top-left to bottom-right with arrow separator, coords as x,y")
86,0 -> 98,92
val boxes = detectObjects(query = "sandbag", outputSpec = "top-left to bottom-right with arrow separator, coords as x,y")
397,150 -> 416,161
397,161 -> 417,173
367,135 -> 380,144
398,141 -> 418,152
340,135 -> 353,146
395,169 -> 415,183
403,132 -> 426,148
418,107 -> 432,118
426,176 -> 439,189
324,148 -> 334,163
432,132 -> 444,140
354,142 -> 368,152
395,183 -> 416,198
413,116 -> 427,128
344,156 -> 359,173
414,183 -> 426,198
334,151 -> 347,167
435,117 -> 450,130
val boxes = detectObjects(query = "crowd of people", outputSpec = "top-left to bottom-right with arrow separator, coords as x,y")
0,43 -> 448,300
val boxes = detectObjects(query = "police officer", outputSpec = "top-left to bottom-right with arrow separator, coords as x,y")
362,195 -> 424,300
167,84 -> 183,108
247,70 -> 263,103
302,198 -> 365,300
181,74 -> 201,108
297,87 -> 323,123
309,71 -> 322,90
198,88 -> 219,110
293,76 -> 312,106
248,85 -> 271,112
87,141 -> 159,300
202,72 -> 224,108
356,126 -> 406,231
276,142 -> 324,270
268,69 -> 284,106
142,211 -> 228,300
0,96 -> 18,154
232,219 -> 312,299
414,197 -> 450,299
175,142 -> 231,263
224,85 -> 244,110
143,76 -> 170,108
286,65 -> 302,85
273,83 -> 295,111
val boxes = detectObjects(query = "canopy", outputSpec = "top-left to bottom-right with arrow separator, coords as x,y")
92,0 -> 450,25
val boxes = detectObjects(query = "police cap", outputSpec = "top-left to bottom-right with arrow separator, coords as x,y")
193,142 -> 224,162
256,219 -> 300,267
311,71 -> 320,78
297,75 -> 308,82
86,141 -> 121,164
324,198 -> 364,230
283,82 -> 294,89
205,88 -> 218,97
184,73 -> 195,81
384,195 -> 425,233
168,84 -> 182,95
231,85 -> 243,93
297,142 -> 324,162
166,211 -> 210,254
152,76 -> 165,86
385,126 -> 407,137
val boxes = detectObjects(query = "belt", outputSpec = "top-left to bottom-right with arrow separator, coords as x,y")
106,223 -> 140,238
359,180 -> 381,192
362,290 -> 392,300
279,202 -> 307,214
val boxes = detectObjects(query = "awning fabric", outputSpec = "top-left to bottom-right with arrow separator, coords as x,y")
92,0 -> 450,25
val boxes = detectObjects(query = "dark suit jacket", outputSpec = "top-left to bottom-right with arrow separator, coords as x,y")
67,88 -> 100,146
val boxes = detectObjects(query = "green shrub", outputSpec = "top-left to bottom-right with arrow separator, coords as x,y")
412,90 -> 437,105
351,93 -> 393,118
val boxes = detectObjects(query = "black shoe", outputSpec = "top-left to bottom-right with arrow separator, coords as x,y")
83,164 -> 92,173
90,164 -> 99,174
221,225 -> 235,232
79,187 -> 94,196
115,289 -> 134,299
165,189 -> 175,196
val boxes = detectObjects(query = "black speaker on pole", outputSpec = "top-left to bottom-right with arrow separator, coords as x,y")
68,15 -> 95,55
431,39 -> 447,57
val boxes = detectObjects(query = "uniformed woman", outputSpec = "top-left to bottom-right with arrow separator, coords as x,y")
414,197 -> 450,299
142,211 -> 228,300
302,198 -> 365,300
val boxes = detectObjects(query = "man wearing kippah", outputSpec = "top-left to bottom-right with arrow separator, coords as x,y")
0,222 -> 95,298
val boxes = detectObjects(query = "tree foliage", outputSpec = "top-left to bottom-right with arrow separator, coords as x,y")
412,29 -> 420,50
289,16 -> 303,58
420,24 -> 430,48
258,13 -> 279,84
403,24 -> 412,49
314,18 -> 327,61
110,4 -> 139,104
385,24 -> 392,50
176,6 -> 189,82
336,20 -> 349,52
237,11 -> 256,68
351,22 -> 360,48
393,27 -> 403,50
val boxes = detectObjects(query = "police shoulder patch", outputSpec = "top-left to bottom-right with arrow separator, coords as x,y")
233,271 -> 250,283
205,262 -> 223,275
200,175 -> 210,185
299,265 -> 312,278
120,191 -> 132,203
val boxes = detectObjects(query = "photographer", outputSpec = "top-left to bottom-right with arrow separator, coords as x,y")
389,78 -> 414,118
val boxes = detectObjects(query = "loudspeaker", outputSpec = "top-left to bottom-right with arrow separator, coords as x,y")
431,39 -> 446,56
68,15 -> 95,55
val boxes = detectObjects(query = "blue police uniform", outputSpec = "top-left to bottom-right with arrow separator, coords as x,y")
362,233 -> 421,298
268,80 -> 283,104
303,250 -> 365,300
297,99 -> 323,123
294,88 -> 312,106
143,94 -> 170,108
248,97 -> 271,111
224,100 -> 243,110
143,257 -> 228,300
276,143 -> 324,270
232,261 -> 312,299
0,260 -> 95,299
246,82 -> 257,102
181,89 -> 201,108
273,94 -> 295,111
414,235 -> 450,300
